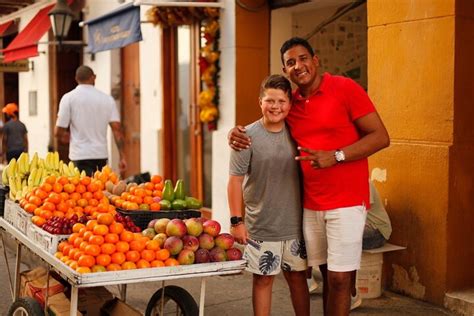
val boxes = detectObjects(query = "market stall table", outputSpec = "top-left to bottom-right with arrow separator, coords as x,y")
0,218 -> 246,316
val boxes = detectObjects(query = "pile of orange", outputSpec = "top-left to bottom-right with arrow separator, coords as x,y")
55,214 -> 179,273
22,166 -> 121,228
110,175 -> 164,211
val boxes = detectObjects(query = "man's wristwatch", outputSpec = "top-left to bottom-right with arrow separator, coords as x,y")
230,216 -> 243,226
334,149 -> 345,163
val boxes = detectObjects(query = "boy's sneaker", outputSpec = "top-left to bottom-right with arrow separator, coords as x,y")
307,277 -> 319,294
350,292 -> 362,310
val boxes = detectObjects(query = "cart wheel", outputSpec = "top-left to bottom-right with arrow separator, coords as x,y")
145,285 -> 199,316
7,297 -> 44,316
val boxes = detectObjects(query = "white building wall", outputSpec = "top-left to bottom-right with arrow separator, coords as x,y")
211,0 -> 236,232
16,6 -> 52,158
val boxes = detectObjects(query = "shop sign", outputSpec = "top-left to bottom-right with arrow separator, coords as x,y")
0,58 -> 29,72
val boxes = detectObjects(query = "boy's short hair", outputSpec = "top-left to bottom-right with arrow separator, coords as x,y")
280,37 -> 315,66
259,74 -> 292,101
75,65 -> 95,82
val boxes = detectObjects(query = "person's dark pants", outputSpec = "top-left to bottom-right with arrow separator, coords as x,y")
362,224 -> 387,250
7,149 -> 25,162
73,159 -> 107,177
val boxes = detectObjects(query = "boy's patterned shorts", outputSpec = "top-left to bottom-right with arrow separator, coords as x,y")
244,238 -> 308,275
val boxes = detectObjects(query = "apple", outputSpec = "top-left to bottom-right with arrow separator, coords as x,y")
182,235 -> 200,252
164,236 -> 183,255
177,249 -> 195,265
210,247 -> 227,262
166,219 -> 187,238
154,218 -> 170,234
203,220 -> 221,237
153,233 -> 167,247
185,218 -> 203,237
195,249 -> 211,264
198,233 -> 215,250
226,248 -> 243,261
215,233 -> 234,250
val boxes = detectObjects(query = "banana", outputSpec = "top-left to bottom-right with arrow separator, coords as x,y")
30,152 -> 38,170
9,176 -> 17,196
53,152 -> 60,171
15,176 -> 22,194
80,170 -> 86,178
2,165 -> 9,185
28,168 -> 37,186
38,158 -> 45,169
68,161 -> 75,174
7,158 -> 17,178
45,152 -> 51,170
34,168 -> 43,186
16,153 -> 25,174
73,167 -> 80,177
24,152 -> 30,173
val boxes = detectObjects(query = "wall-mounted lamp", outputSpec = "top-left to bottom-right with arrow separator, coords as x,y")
48,0 -> 74,46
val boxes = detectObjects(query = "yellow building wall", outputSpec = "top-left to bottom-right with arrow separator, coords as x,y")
368,0 -> 473,304
235,3 -> 270,125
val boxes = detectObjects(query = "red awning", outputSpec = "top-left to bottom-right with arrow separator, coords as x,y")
0,20 -> 14,37
1,4 -> 54,63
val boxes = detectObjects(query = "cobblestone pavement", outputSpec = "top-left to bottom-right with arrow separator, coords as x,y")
0,235 -> 456,316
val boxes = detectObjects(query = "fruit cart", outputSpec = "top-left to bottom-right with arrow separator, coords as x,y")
0,217 -> 246,316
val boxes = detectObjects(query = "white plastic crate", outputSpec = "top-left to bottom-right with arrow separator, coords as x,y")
4,199 -> 32,235
26,223 -> 69,255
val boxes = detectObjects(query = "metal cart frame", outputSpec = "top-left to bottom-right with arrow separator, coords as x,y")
0,218 -> 246,316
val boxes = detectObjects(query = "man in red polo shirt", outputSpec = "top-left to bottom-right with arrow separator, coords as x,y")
229,37 -> 389,315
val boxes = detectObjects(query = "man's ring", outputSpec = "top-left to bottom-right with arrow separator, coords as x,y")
232,140 -> 236,145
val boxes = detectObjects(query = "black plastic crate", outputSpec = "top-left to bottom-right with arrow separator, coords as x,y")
116,209 -> 201,230
0,185 -> 9,217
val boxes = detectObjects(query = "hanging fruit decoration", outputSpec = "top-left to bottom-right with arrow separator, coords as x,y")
146,4 -> 221,130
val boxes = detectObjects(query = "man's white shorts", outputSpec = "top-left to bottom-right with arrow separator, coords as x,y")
303,205 -> 367,272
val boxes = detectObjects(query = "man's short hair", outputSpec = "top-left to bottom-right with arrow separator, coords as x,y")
75,65 -> 95,82
259,74 -> 292,101
280,37 -> 315,66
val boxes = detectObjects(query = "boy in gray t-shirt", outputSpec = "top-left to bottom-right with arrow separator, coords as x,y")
228,75 -> 309,316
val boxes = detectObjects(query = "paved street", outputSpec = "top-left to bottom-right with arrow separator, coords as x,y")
0,235 -> 456,316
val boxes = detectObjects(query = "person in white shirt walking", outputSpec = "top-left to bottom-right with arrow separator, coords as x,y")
55,65 -> 127,176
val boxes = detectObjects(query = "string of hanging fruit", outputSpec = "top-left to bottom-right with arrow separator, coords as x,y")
146,5 -> 220,130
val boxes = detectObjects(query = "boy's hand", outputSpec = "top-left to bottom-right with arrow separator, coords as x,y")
230,223 -> 248,244
228,126 -> 251,151
295,147 -> 337,169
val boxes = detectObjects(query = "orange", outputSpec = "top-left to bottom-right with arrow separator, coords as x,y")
73,250 -> 85,261
143,196 -> 154,205
70,177 -> 80,185
146,240 -> 160,251
106,263 -> 122,271
155,249 -> 170,261
87,182 -> 99,192
111,252 -> 126,265
34,188 -> 48,200
100,243 -> 116,255
58,176 -> 69,186
151,260 -> 165,268
73,237 -> 84,248
45,175 -> 57,185
115,241 -> 130,253
104,233 -> 119,244
144,182 -> 155,191
85,244 -> 101,257
93,224 -> 109,236
28,195 -> 42,206
77,255 -> 95,268
150,203 -> 161,211
140,249 -> 155,262
62,245 -> 74,257
83,231 -> 94,242
96,254 -> 111,266
109,172 -> 118,184
86,220 -> 98,231
52,211 -> 65,218
40,182 -> 53,193
69,192 -> 81,201
68,249 -> 80,261
31,215 -> 46,227
82,191 -> 93,200
56,202 -> 69,213
93,190 -> 104,200
121,261 -> 137,270
68,233 -> 80,244
151,175 -> 162,184
77,198 -> 88,208
89,235 -> 105,246
42,202 -> 56,212
80,176 -> 92,186
72,223 -> 85,234
130,240 -> 146,252
120,231 -> 134,242
68,261 -> 78,270
59,192 -> 70,201
75,184 -> 86,194
24,203 -> 37,214
136,259 -> 151,269
88,198 -> 99,207
65,199 -> 76,208
47,192 -> 61,204
79,241 -> 89,251
76,267 -> 91,274
60,256 -> 70,263
54,252 -> 63,260
97,213 -> 114,225
164,258 -> 179,266
109,223 -> 124,236
125,250 -> 140,263
53,183 -> 63,193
